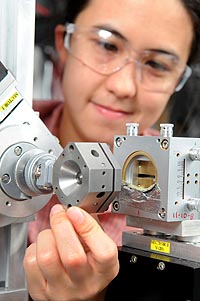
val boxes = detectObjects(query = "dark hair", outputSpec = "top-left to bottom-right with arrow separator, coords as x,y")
65,0 -> 90,23
181,0 -> 200,64
65,0 -> 200,64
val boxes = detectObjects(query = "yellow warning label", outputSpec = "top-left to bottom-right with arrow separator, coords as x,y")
150,239 -> 170,254
0,92 -> 19,111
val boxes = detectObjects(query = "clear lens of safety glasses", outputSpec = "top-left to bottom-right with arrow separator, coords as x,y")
64,23 -> 192,94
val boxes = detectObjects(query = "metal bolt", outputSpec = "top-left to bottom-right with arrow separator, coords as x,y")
157,261 -> 165,271
158,208 -> 166,219
126,123 -> 139,136
189,148 -> 200,161
115,137 -> 124,147
160,139 -> 169,150
14,146 -> 22,156
130,255 -> 137,264
160,123 -> 174,138
112,201 -> 120,211
2,174 -> 10,184
76,172 -> 83,184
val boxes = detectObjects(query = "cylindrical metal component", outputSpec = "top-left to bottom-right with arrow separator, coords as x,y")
53,142 -> 122,213
189,148 -> 200,161
187,198 -> 200,212
160,123 -> 174,137
126,123 -> 139,136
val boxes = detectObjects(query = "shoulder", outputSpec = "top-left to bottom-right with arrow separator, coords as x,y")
33,99 -> 64,117
33,99 -> 64,135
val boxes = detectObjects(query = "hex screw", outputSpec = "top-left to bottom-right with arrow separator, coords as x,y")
157,261 -> 165,271
130,255 -> 137,264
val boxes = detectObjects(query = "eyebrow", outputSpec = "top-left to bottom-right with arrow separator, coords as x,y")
148,49 -> 180,62
92,24 -> 180,62
93,24 -> 127,41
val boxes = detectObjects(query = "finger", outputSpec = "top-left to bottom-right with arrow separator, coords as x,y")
25,229 -> 73,300
50,204 -> 118,280
23,242 -> 47,301
50,204 -> 88,267
67,206 -> 118,256
67,207 -> 118,274
66,206 -> 119,288
50,205 -> 117,265
35,229 -> 67,282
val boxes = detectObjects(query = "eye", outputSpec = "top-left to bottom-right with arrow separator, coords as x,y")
98,40 -> 118,52
145,60 -> 168,71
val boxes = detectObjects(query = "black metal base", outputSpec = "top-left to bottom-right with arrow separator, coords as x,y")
105,246 -> 200,301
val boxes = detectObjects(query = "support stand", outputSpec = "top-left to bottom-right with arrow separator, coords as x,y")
106,246 -> 200,301
0,223 -> 29,301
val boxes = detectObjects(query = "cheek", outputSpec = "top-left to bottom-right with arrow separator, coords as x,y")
61,58 -> 99,105
62,71 -> 77,102
144,92 -> 169,113
62,68 -> 87,112
140,93 -> 170,127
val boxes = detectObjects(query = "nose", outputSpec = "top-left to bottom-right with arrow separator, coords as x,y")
105,62 -> 138,99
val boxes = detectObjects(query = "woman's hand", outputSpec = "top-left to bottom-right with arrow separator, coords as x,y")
23,204 -> 119,301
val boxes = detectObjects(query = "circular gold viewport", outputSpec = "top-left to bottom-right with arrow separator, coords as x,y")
122,151 -> 158,192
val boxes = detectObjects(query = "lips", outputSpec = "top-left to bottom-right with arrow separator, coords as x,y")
92,102 -> 130,119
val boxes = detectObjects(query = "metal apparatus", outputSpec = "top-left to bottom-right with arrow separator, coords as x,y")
0,61 -> 121,300
105,123 -> 200,301
54,119 -> 200,301
53,121 -> 200,300
0,61 -> 62,300
2,60 -> 200,299
53,142 -> 121,213
112,122 -> 200,262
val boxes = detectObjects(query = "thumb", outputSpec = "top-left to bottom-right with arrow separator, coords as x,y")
66,206 -> 102,237
66,206 -> 117,256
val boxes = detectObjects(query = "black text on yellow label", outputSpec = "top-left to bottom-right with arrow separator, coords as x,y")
0,92 -> 19,111
150,239 -> 170,254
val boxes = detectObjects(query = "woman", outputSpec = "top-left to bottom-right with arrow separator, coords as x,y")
24,0 -> 200,300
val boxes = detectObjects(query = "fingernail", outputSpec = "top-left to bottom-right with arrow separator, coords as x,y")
66,206 -> 85,224
50,204 -> 65,216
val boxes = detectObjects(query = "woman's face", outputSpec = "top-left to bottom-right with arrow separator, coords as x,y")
58,0 -> 193,148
